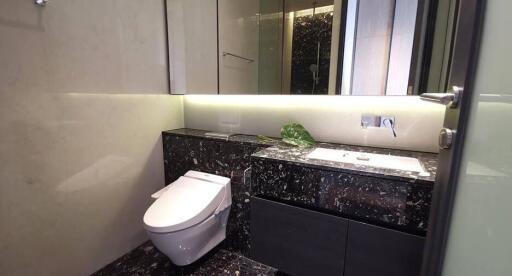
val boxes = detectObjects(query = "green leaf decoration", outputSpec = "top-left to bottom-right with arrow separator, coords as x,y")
280,123 -> 316,147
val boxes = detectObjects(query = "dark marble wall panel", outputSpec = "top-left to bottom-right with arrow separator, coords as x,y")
162,130 -> 269,255
251,158 -> 433,234
163,133 -> 266,184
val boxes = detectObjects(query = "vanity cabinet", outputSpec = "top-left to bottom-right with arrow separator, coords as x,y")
344,221 -> 425,276
251,197 -> 348,276
251,197 -> 425,276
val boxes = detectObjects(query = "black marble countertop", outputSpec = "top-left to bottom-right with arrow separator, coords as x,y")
252,143 -> 437,185
92,241 -> 277,276
164,128 -> 437,184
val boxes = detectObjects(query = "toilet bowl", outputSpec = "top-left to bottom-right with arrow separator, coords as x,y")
143,170 -> 231,266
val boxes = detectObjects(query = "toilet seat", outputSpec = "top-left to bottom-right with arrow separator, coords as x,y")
143,170 -> 232,265
143,176 -> 226,233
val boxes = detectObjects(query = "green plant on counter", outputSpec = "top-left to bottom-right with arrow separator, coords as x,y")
258,123 -> 316,147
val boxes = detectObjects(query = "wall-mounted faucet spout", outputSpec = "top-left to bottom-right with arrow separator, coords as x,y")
361,115 -> 397,138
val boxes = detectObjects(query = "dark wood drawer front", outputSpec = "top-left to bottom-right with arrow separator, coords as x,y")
344,221 -> 425,276
251,197 -> 348,276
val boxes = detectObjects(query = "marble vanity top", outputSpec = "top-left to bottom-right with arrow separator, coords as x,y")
164,128 -> 437,185
252,143 -> 438,185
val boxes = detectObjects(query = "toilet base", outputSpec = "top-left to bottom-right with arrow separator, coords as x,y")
146,207 -> 230,266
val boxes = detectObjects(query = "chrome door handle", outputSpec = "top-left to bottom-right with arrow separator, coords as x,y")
439,128 -> 456,149
420,86 -> 463,108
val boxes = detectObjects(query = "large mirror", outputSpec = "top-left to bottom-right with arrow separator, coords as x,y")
166,0 -> 459,95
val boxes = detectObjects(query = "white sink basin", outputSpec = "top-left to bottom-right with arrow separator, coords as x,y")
306,148 -> 426,173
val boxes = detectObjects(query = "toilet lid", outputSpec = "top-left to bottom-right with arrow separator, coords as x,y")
143,176 -> 225,233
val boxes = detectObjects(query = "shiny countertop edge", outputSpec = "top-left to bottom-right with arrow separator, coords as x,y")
162,128 -> 278,146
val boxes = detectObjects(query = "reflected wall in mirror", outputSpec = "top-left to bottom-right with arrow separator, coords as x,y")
166,0 -> 460,95
260,0 -> 338,95
166,0 -> 218,94
219,0 -> 260,94
260,0 -> 425,95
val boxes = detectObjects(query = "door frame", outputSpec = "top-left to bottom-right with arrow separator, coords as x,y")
420,0 -> 487,275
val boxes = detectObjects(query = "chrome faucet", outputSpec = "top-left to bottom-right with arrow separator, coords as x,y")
361,115 -> 397,138
35,0 -> 48,6
381,117 -> 397,138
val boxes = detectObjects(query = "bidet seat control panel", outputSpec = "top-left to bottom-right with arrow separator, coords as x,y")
185,170 -> 231,185
151,171 -> 230,199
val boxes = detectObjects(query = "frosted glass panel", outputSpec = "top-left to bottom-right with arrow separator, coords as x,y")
442,1 -> 512,275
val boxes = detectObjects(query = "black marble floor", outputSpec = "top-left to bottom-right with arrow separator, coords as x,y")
92,241 -> 277,276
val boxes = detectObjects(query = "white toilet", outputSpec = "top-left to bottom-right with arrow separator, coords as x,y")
143,170 -> 231,266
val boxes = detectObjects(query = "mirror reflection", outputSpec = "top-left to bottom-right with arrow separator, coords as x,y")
260,0 -> 337,95
167,0 -> 449,96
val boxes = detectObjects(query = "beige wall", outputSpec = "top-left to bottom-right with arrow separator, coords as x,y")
0,1 -> 183,275
183,95 -> 445,153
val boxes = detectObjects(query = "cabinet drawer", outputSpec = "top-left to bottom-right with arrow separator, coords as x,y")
344,221 -> 425,276
250,197 -> 348,276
